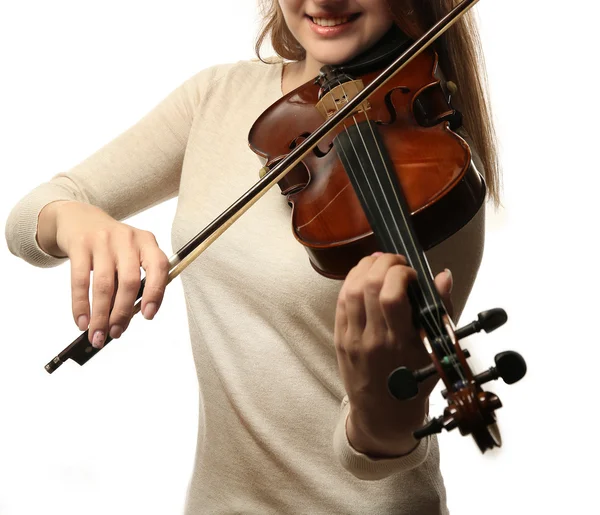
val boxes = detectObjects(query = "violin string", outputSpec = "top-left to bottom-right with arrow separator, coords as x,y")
357,111 -> 465,382
333,78 -> 465,383
344,119 -> 447,348
331,80 -> 441,342
350,81 -> 465,382
336,83 -> 442,346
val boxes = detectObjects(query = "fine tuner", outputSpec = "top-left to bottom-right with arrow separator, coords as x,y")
387,308 -> 527,440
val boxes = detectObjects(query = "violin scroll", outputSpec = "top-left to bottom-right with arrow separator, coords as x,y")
388,308 -> 527,452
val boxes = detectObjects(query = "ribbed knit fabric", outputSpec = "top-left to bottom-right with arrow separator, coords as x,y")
6,57 -> 486,514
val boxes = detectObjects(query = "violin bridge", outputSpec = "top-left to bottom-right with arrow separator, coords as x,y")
315,80 -> 371,120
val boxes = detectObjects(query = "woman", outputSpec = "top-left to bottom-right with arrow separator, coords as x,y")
5,1 -> 498,513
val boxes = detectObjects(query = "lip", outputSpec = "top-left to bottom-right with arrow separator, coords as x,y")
307,12 -> 359,19
306,13 -> 361,37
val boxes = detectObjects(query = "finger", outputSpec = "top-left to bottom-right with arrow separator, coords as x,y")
333,293 -> 348,349
138,234 -> 169,320
339,254 -> 379,337
70,248 -> 92,331
378,264 -> 418,339
363,253 -> 410,331
434,268 -> 454,319
89,243 -> 116,348
108,246 -> 141,339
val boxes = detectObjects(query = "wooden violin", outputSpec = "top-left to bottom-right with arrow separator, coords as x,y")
44,0 -> 526,452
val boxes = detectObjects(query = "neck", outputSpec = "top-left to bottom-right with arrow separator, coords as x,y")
281,57 -> 324,95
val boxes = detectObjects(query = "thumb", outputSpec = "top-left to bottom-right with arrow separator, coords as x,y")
434,268 -> 454,319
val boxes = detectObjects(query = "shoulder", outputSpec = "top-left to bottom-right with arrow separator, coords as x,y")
187,56 -> 283,91
175,56 -> 283,111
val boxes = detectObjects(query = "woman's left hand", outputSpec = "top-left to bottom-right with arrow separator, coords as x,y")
334,252 -> 453,457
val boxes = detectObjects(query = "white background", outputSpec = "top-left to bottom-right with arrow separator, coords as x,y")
1,1 -> 597,514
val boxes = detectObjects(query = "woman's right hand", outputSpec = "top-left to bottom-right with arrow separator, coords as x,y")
38,201 -> 170,348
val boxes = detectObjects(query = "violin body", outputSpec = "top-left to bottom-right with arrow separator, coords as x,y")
248,49 -> 485,279
248,20 -> 525,453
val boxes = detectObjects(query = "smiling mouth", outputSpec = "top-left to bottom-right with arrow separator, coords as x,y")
308,13 -> 361,27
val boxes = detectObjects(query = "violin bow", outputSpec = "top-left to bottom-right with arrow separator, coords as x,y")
46,0 -> 486,373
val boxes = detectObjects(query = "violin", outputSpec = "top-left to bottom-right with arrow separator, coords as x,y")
44,0 -> 526,452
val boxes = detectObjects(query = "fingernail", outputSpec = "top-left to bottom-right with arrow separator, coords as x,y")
371,252 -> 383,257
445,268 -> 453,292
77,315 -> 89,331
109,325 -> 123,339
92,330 -> 105,349
143,302 -> 158,320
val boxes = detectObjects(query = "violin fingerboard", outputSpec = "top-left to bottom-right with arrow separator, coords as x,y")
333,120 -> 448,342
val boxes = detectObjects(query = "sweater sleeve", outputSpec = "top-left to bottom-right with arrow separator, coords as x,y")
333,395 -> 430,480
5,65 -> 221,268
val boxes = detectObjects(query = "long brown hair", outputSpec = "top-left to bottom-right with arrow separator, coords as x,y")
255,0 -> 501,206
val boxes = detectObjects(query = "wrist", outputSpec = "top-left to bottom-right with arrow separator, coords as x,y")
346,400 -> 427,458
346,414 -> 418,458
36,200 -> 75,257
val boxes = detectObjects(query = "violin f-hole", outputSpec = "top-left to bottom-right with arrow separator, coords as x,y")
289,132 -> 332,158
377,86 -> 411,126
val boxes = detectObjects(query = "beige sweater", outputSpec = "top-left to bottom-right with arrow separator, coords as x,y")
5,57 -> 485,514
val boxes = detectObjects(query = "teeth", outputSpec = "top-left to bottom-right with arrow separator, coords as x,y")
311,16 -> 350,27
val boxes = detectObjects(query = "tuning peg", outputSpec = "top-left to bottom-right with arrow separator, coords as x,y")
440,350 -> 525,399
388,350 -> 471,401
413,414 -> 458,440
455,308 -> 507,340
388,363 -> 435,401
475,351 -> 527,386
